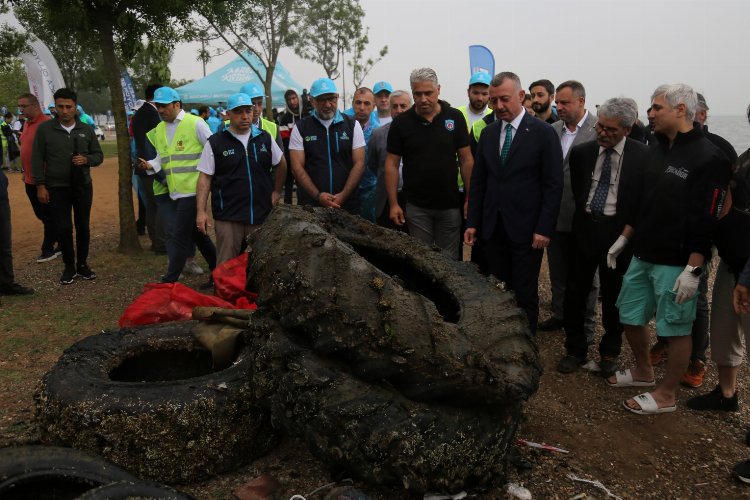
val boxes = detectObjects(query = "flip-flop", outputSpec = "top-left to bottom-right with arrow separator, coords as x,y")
606,369 -> 656,387
623,392 -> 677,415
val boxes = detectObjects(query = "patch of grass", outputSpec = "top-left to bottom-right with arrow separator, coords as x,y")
100,140 -> 119,159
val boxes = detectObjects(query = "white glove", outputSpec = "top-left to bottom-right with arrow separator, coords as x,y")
606,235 -> 629,269
672,267 -> 700,304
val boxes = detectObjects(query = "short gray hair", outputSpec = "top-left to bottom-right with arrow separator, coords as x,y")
597,97 -> 638,128
410,68 -> 439,87
390,90 -> 412,104
651,83 -> 697,121
490,72 -> 522,92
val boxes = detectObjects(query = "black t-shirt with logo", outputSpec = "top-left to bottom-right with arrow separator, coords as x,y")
387,100 -> 469,210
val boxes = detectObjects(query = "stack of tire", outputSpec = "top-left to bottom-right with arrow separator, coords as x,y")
244,205 -> 541,493
34,205 -> 541,495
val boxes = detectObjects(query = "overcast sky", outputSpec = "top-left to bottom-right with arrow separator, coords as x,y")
171,0 -> 749,116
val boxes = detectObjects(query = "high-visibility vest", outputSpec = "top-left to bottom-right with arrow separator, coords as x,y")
223,117 -> 277,139
149,114 -> 204,197
455,105 -> 490,190
146,128 -> 169,196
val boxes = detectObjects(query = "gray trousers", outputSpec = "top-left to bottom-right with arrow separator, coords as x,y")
547,230 -> 599,337
405,202 -> 461,260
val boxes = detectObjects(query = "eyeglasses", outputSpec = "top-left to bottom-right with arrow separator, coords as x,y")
594,123 -> 621,135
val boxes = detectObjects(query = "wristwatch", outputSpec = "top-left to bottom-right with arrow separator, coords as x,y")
687,265 -> 703,277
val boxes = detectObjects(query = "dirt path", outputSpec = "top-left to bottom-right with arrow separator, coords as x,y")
7,158 -> 124,260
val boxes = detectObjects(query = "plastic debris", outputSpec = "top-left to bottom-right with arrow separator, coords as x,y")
581,360 -> 600,372
506,482 -> 532,499
567,473 -> 622,500
517,438 -> 570,454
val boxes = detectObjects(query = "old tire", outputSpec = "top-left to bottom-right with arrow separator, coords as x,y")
248,320 -> 521,494
0,445 -> 137,499
247,205 -> 540,404
35,322 -> 277,484
76,480 -> 194,499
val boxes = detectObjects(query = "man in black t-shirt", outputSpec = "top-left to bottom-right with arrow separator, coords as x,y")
385,67 -> 473,260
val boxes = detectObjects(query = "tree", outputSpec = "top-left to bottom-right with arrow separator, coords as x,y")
196,0 -> 304,119
0,3 -> 29,71
295,0 -> 364,80
349,29 -> 388,90
12,0 -> 210,253
0,58 -> 29,109
126,40 -> 173,95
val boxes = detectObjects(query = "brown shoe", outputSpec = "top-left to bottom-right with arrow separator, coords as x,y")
649,340 -> 668,365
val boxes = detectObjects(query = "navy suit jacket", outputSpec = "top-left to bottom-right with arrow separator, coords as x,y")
467,112 -> 564,243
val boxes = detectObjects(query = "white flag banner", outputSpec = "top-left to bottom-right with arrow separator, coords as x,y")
20,38 -> 66,110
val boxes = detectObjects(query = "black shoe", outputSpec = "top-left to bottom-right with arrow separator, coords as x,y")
733,460 -> 750,483
76,264 -> 97,280
36,249 -> 61,263
60,268 -> 76,285
686,385 -> 739,412
0,282 -> 34,295
538,317 -> 564,331
557,355 -> 585,374
599,357 -> 619,378
151,246 -> 167,255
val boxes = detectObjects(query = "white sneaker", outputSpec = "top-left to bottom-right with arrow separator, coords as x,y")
183,260 -> 204,275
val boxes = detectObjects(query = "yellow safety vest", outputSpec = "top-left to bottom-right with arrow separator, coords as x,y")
149,114 -> 204,197
146,128 -> 169,196
224,117 -> 278,139
455,105 -> 490,190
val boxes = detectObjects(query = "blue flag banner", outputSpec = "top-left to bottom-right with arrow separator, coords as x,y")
121,71 -> 137,113
468,45 -> 495,78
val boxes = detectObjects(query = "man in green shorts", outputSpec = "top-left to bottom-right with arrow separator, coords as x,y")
606,83 -> 731,414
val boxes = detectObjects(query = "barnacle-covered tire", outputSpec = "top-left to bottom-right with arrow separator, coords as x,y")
0,445 -> 137,499
76,480 -> 195,500
247,205 -> 541,405
35,322 -> 277,484
248,321 -> 521,494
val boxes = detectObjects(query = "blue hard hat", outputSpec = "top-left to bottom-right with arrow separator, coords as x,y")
239,83 -> 264,100
309,78 -> 338,97
469,72 -> 491,86
227,93 -> 254,110
372,81 -> 393,95
153,86 -> 181,104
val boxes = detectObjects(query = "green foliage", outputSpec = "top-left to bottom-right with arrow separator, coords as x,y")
0,4 -> 29,71
0,59 -> 29,112
349,31 -> 388,90
295,0 -> 365,80
127,40 -> 173,95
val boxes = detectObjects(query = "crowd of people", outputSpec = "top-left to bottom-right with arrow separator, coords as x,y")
3,67 -> 750,481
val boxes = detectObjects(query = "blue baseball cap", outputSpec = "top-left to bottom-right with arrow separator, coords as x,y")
190,108 -> 199,116
239,83 -> 264,100
373,81 -> 393,95
227,93 -> 254,110
469,72 -> 491,86
153,86 -> 181,104
309,78 -> 338,97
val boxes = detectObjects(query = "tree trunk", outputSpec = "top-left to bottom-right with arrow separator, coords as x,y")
264,59 -> 276,120
96,18 -> 141,253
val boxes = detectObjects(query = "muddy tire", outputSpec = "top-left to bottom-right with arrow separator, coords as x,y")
76,480 -> 194,499
248,321 -> 521,494
35,322 -> 277,484
0,445 -> 137,499
247,205 -> 541,404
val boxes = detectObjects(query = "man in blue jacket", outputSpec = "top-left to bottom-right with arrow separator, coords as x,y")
196,93 -> 286,265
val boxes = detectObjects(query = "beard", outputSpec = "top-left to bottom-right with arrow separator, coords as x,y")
532,100 -> 550,113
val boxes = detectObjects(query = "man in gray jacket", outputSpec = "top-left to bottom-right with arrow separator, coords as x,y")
370,90 -> 412,227
32,88 -> 103,285
542,80 -> 599,338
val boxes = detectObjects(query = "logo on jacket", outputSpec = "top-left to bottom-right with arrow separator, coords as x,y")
665,165 -> 689,180
222,149 -> 235,157
305,135 -> 317,142
175,139 -> 185,151
444,119 -> 455,131
259,144 -> 267,153
340,132 -> 349,141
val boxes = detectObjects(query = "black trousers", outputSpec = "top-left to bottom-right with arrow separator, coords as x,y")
563,216 -> 628,360
160,196 -> 216,283
25,182 -> 57,254
139,178 -> 166,252
480,219 -> 544,334
0,172 -> 13,286
48,183 -> 93,269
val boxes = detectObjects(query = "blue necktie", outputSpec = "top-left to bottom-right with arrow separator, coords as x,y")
500,123 -> 513,164
590,148 -> 613,215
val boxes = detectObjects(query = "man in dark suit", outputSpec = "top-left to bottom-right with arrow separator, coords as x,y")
557,98 -> 649,375
131,83 -> 166,254
465,72 -> 563,334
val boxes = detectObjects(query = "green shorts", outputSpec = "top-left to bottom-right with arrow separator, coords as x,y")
616,257 -> 698,337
